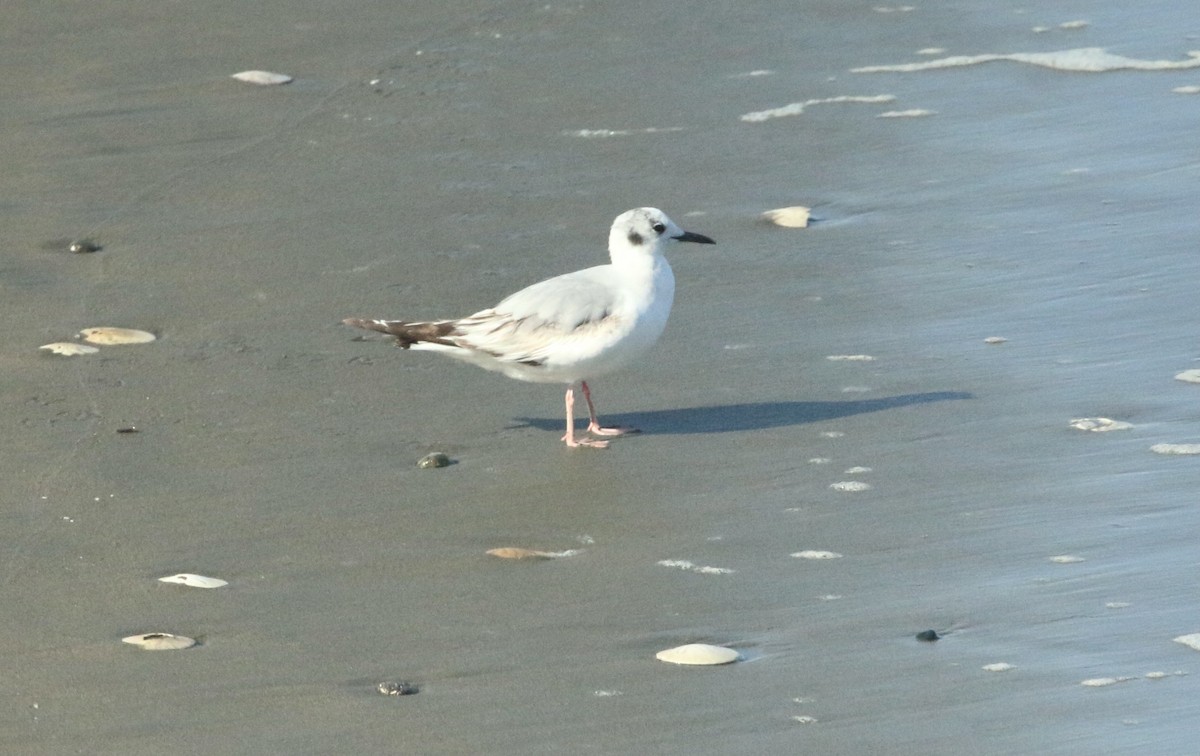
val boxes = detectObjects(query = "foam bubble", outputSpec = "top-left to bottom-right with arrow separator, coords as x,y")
740,95 -> 896,123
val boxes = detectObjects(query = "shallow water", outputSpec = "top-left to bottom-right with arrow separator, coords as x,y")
4,1 -> 1200,753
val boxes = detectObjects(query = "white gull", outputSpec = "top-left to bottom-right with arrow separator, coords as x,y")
344,207 -> 714,448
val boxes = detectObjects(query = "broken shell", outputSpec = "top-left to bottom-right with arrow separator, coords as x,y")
231,70 -> 293,85
487,547 -> 554,560
655,643 -> 740,666
158,573 -> 228,588
417,452 -> 451,469
122,632 -> 196,650
79,327 -> 156,345
761,206 -> 811,228
39,342 -> 99,356
376,681 -> 419,696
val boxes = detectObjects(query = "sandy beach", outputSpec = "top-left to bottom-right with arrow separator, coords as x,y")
4,1 -> 1200,753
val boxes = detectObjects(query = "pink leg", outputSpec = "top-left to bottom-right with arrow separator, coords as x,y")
561,385 -> 609,448
581,381 -> 639,437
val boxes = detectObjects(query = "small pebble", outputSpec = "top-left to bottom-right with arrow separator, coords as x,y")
417,452 -> 451,469
39,342 -> 98,356
231,70 -> 293,85
915,629 -> 940,642
1174,369 -> 1200,384
122,632 -> 196,650
376,681 -> 418,696
68,240 -> 102,254
655,643 -> 740,666
791,550 -> 843,560
983,336 -> 1008,344
982,662 -> 1014,672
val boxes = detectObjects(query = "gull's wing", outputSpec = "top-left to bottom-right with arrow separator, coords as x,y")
453,265 -> 629,366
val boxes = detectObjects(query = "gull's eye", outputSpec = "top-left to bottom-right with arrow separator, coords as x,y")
652,222 -> 666,235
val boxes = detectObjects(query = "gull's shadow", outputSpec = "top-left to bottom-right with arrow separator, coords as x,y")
513,391 -> 973,435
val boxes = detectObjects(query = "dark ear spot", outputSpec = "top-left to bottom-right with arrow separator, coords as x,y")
627,231 -> 644,246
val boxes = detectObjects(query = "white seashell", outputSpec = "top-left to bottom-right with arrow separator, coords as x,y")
78,327 -> 156,345
40,342 -> 99,356
761,206 -> 811,228
158,573 -> 228,588
983,336 -> 1009,344
982,662 -> 1015,672
1175,369 -> 1200,384
826,354 -> 876,361
1069,417 -> 1133,432
1049,555 -> 1085,563
122,632 -> 196,650
231,70 -> 293,85
487,547 -> 554,560
655,643 -> 740,666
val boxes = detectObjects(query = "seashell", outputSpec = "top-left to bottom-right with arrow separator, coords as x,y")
983,336 -> 1008,344
158,573 -> 228,588
417,452 -> 451,469
655,643 -> 740,666
122,632 -> 196,650
79,327 -> 156,345
761,206 -> 811,228
231,70 -> 293,85
487,547 -> 554,560
40,342 -> 98,356
982,662 -> 1014,672
376,681 -> 418,696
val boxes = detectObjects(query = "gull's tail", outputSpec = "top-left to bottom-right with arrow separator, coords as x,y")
342,317 -> 458,349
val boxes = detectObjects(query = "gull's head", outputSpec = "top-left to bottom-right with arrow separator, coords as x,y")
609,207 -> 715,262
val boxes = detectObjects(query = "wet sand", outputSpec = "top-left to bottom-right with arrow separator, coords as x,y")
4,1 -> 1200,753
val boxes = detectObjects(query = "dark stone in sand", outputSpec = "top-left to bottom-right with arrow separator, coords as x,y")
69,240 -> 102,254
915,629 -> 940,642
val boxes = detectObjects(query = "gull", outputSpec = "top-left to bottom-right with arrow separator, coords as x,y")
344,207 -> 715,448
